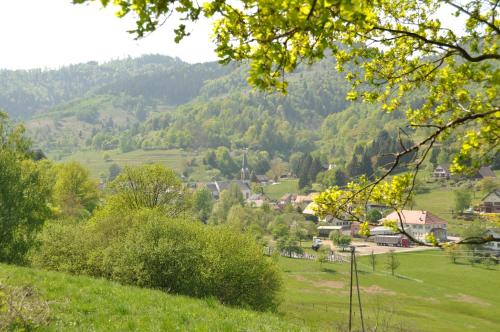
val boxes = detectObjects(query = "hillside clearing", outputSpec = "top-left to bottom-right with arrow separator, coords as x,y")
55,149 -> 196,179
0,264 -> 302,332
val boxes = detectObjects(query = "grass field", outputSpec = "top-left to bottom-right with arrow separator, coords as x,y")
278,251 -> 500,332
413,185 -> 496,236
0,264 -> 302,332
56,149 -> 198,179
264,179 -> 299,200
1,251 -> 498,331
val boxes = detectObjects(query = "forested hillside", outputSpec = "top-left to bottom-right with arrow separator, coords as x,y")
1,54 -> 438,181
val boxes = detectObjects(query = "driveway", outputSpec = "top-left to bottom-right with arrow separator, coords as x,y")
323,239 -> 439,255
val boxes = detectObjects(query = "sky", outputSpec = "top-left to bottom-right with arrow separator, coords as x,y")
0,1 -> 463,70
0,0 -> 218,70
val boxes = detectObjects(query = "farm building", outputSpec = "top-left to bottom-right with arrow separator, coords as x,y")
379,210 -> 447,243
317,225 -> 350,237
246,193 -> 268,208
475,166 -> 496,179
479,190 -> 500,214
432,164 -> 451,179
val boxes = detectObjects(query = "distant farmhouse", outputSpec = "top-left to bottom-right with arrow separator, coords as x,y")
246,193 -> 269,207
279,193 -> 296,206
432,164 -> 496,180
380,210 -> 447,243
479,190 -> 500,214
475,166 -> 496,179
432,164 -> 451,179
254,174 -> 270,185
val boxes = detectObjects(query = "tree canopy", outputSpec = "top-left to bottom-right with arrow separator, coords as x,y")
0,112 -> 52,263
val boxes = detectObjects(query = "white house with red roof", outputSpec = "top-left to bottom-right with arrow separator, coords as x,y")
379,210 -> 447,243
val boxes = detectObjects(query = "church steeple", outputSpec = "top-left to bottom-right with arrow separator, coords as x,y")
241,148 -> 250,181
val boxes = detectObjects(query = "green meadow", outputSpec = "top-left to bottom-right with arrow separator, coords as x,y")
264,179 -> 299,200
56,149 -> 197,179
0,264 -> 302,332
278,250 -> 500,331
2,251 -> 498,332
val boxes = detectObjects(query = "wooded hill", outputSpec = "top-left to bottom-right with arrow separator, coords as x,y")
1,54 -> 440,179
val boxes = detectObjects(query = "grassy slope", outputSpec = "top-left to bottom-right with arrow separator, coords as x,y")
56,149 -> 197,179
279,251 -> 500,332
413,183 -> 496,236
3,251 -> 497,332
264,179 -> 299,201
0,264 -> 302,332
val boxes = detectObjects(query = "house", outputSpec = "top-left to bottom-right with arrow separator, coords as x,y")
317,225 -> 350,237
432,164 -> 451,179
246,193 -> 269,208
366,203 -> 391,212
479,190 -> 500,213
294,193 -> 318,207
206,180 -> 252,200
304,201 -> 351,229
476,166 -> 496,179
379,210 -> 447,243
279,193 -> 296,205
483,229 -> 500,251
255,175 -> 270,185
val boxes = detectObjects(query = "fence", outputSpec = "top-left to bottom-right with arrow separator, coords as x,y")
264,247 -> 350,263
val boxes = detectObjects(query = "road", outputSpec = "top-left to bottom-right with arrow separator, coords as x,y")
321,239 -> 440,256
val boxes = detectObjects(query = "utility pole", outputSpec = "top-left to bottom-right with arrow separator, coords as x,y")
349,246 -> 354,332
348,246 -> 365,332
354,249 -> 365,332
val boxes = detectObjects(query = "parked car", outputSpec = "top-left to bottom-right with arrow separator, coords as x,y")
312,237 -> 322,251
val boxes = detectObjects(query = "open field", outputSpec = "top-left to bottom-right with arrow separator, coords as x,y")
264,179 -> 299,200
413,185 -> 496,236
279,250 -> 500,331
2,251 -> 498,332
55,149 -> 198,179
0,263 -> 302,332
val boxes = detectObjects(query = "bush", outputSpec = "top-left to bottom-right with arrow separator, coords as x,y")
30,219 -> 89,274
0,283 -> 49,331
32,209 -> 282,311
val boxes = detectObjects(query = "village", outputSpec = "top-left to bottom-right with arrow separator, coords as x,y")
199,153 -> 500,258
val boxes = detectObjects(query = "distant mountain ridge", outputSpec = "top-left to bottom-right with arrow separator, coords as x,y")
2,54 -> 410,170
0,55 -> 234,119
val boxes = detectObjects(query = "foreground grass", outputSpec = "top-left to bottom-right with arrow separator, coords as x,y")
0,264 -> 303,332
279,251 -> 500,332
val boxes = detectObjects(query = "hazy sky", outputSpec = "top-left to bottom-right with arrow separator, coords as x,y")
0,1 -> 463,70
0,0 -> 218,69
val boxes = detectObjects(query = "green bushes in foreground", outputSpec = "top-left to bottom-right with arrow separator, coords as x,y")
31,209 -> 282,311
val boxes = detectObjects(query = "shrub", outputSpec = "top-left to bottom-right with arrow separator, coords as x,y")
32,209 -> 282,311
30,219 -> 90,274
202,226 -> 282,311
0,283 -> 49,330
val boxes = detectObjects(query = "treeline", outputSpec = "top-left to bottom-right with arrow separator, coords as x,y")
0,55 -> 233,119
